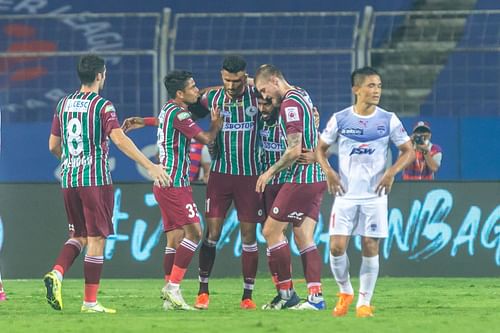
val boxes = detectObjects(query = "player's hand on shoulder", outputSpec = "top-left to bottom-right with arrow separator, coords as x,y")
121,117 -> 145,133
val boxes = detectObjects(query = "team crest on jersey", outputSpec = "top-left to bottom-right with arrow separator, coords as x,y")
377,124 -> 386,134
285,106 -> 299,122
245,106 -> 258,117
177,112 -> 191,121
272,207 -> 280,214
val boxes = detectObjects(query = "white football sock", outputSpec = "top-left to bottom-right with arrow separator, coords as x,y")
357,255 -> 379,307
329,253 -> 354,295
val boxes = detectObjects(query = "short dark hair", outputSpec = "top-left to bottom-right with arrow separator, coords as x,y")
77,54 -> 105,85
222,55 -> 247,73
351,67 -> 381,87
163,70 -> 193,99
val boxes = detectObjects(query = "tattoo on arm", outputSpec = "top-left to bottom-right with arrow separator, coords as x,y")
267,133 -> 302,176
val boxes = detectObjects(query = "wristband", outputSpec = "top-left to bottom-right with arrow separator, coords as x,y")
143,117 -> 157,126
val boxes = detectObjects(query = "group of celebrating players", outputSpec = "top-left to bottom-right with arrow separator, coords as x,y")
43,54 -> 415,317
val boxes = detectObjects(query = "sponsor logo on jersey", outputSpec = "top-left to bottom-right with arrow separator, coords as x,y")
245,106 -> 258,117
223,101 -> 244,108
287,211 -> 304,221
221,109 -> 232,117
222,121 -> 254,132
64,99 -> 90,113
340,128 -> 364,135
359,119 -> 368,128
285,106 -> 299,122
262,140 -> 284,152
349,143 -> 375,156
177,111 -> 191,121
104,104 -> 115,113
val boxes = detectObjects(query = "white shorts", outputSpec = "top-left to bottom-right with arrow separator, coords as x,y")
329,196 -> 388,238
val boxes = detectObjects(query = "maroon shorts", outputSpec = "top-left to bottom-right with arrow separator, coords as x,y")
205,172 -> 264,223
62,185 -> 114,238
269,182 -> 326,226
153,186 -> 200,232
263,183 -> 284,218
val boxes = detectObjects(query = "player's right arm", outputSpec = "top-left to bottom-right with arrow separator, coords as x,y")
193,106 -> 222,145
121,117 -> 158,133
316,113 -> 345,196
316,138 -> 344,196
109,128 -> 170,187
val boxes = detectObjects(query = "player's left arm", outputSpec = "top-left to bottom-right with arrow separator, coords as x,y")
256,132 -> 302,193
376,140 -> 415,196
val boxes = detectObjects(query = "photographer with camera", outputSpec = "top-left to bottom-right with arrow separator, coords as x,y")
402,121 -> 442,180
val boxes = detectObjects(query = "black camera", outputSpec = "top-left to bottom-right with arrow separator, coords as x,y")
413,135 -> 425,145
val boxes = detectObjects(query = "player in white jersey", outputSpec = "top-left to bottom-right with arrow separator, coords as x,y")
316,67 -> 414,318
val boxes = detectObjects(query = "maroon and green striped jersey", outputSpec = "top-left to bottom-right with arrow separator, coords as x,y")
157,100 -> 202,187
201,85 -> 261,176
279,88 -> 326,184
51,91 -> 120,188
258,118 -> 288,185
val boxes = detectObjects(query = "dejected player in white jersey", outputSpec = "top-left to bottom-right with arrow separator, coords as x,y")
316,67 -> 414,318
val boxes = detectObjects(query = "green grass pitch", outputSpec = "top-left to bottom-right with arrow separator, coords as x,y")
0,277 -> 498,333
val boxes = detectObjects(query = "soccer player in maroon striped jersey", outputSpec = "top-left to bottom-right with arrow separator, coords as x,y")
255,64 -> 327,310
120,71 -> 222,310
257,94 -> 318,295
121,56 -> 264,309
45,54 -> 169,313
154,70 -> 222,310
194,55 -> 264,310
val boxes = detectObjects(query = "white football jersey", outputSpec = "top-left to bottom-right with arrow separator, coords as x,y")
320,106 -> 410,200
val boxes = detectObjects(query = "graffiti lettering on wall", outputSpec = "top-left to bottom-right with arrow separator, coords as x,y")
102,187 -> 500,266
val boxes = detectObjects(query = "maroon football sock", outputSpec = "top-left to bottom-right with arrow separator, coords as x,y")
241,242 -> 258,300
53,239 -> 82,276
